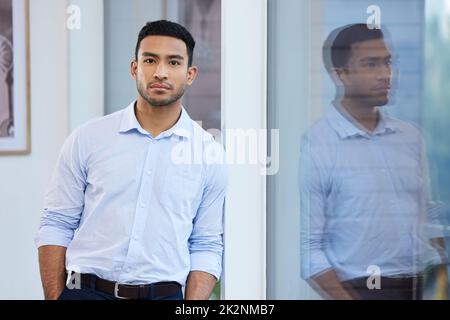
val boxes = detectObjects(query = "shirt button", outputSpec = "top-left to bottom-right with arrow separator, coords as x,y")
140,203 -> 145,208
125,268 -> 131,273
380,169 -> 387,174
147,170 -> 152,175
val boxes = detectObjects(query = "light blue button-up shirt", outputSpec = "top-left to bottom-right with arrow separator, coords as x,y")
35,101 -> 227,286
300,105 -> 445,281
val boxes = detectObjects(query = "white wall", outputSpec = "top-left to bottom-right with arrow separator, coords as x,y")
69,0 -> 104,130
0,0 -> 69,299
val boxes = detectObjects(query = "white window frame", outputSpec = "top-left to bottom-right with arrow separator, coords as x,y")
221,0 -> 268,299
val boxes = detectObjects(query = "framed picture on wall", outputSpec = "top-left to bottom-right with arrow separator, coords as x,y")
0,0 -> 30,155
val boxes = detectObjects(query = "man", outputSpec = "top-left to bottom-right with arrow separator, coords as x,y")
35,20 -> 227,300
299,24 -> 448,300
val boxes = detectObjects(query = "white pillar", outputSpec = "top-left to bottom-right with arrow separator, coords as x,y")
221,0 -> 267,299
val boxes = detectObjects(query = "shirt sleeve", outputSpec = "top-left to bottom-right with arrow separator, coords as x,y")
188,141 -> 227,280
299,136 -> 333,280
35,127 -> 87,248
418,135 -> 448,240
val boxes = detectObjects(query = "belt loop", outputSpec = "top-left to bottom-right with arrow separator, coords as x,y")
90,274 -> 96,290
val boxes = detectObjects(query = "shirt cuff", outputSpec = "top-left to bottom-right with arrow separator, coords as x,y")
35,225 -> 73,248
190,251 -> 222,280
426,222 -> 446,239
301,249 -> 333,280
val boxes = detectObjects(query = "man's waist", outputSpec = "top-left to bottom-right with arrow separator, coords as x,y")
65,258 -> 188,285
334,265 -> 430,282
67,272 -> 182,300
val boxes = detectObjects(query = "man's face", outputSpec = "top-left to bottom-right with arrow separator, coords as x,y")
131,35 -> 197,107
338,38 -> 393,107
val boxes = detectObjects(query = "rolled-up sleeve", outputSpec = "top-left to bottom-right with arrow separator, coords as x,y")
413,134 -> 448,240
35,127 -> 87,248
299,136 -> 333,280
189,142 -> 227,280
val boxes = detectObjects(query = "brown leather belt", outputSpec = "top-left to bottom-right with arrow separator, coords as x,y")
76,273 -> 181,300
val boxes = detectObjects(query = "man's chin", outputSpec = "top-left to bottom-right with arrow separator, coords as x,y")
372,95 -> 390,107
145,97 -> 174,107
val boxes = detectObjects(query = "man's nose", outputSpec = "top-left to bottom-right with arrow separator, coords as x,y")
378,64 -> 392,81
153,63 -> 168,80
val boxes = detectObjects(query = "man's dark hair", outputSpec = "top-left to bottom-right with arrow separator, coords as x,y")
323,23 -> 385,72
135,20 -> 196,67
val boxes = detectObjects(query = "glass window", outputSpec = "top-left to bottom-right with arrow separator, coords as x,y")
268,0 -> 450,300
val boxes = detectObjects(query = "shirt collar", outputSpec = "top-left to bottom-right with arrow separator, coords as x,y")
119,101 -> 192,139
326,102 -> 399,139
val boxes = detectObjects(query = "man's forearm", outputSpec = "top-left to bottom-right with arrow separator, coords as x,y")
309,269 -> 354,300
38,245 -> 67,300
184,271 -> 217,300
430,238 -> 449,299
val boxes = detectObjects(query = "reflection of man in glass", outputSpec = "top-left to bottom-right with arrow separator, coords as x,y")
0,34 -> 13,137
300,24 -> 448,300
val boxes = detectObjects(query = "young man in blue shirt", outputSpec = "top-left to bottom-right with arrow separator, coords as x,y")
36,20 -> 227,300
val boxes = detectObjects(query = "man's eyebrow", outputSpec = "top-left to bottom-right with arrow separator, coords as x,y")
360,55 -> 392,62
141,52 -> 159,57
167,55 -> 185,60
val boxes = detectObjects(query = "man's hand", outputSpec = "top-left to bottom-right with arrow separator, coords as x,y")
433,264 -> 449,300
309,269 -> 354,300
430,238 -> 449,300
38,245 -> 67,300
184,271 -> 217,300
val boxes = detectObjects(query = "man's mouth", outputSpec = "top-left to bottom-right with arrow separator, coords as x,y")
149,83 -> 171,90
374,85 -> 391,92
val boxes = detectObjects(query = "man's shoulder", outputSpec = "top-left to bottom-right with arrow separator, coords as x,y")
78,108 -> 124,133
385,115 -> 424,139
190,120 -> 216,143
186,119 -> 224,153
301,115 -> 337,145
65,108 -> 126,149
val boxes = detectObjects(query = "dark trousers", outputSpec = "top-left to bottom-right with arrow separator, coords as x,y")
58,285 -> 183,300
342,276 -> 423,300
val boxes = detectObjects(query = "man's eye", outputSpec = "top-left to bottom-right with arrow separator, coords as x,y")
144,59 -> 155,64
169,60 -> 181,66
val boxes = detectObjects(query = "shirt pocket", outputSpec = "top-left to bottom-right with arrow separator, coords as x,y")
157,163 -> 204,214
337,166 -> 383,196
394,159 -> 423,193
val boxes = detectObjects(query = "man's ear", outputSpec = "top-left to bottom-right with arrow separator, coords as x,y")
186,66 -> 198,85
330,67 -> 347,86
131,59 -> 138,80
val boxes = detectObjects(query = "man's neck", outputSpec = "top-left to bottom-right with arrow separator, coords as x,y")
134,98 -> 182,137
339,97 -> 379,133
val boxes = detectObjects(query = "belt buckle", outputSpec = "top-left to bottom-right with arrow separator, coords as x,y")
114,282 -> 130,300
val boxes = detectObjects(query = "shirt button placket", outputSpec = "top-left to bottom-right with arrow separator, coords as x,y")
122,141 -> 154,278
